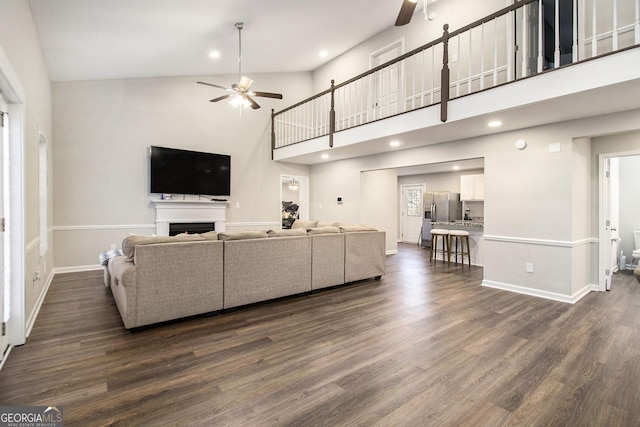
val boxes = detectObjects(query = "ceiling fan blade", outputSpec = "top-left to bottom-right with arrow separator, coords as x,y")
395,0 -> 418,26
196,81 -> 229,90
243,94 -> 260,109
252,91 -> 283,100
210,94 -> 233,103
239,76 -> 254,91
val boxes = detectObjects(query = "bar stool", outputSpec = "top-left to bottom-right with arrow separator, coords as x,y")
430,229 -> 450,263
448,230 -> 471,266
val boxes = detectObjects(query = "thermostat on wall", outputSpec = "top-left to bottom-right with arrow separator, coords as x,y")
337,197 -> 343,205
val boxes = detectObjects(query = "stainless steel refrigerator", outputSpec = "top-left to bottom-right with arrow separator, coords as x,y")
421,191 -> 462,248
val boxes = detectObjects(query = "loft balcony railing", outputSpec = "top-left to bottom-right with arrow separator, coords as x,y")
271,0 -> 640,153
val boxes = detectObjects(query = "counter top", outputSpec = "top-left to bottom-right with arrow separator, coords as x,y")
431,221 -> 484,228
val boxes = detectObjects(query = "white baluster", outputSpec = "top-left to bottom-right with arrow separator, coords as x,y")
613,0 -> 619,51
555,0 -> 560,68
592,0 -> 598,57
522,3 -> 529,78
538,0 -> 544,71
493,18 -> 499,86
573,0 -> 578,62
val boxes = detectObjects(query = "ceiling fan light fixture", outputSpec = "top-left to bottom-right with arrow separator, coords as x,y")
230,95 -> 250,108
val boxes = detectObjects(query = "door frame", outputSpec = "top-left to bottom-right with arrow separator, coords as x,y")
598,150 -> 640,291
0,45 -> 27,354
280,174 -> 309,223
400,183 -> 426,244
369,39 -> 405,120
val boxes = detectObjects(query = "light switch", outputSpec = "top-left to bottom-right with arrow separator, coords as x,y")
235,202 -> 240,208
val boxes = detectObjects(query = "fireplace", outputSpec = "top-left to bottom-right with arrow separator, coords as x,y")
152,200 -> 227,236
169,222 -> 215,236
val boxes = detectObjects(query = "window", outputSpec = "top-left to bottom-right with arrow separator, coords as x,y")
39,132 -> 48,256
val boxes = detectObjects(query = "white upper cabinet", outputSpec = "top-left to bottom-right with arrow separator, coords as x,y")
461,174 -> 484,201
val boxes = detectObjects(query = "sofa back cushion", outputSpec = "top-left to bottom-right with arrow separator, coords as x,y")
122,234 -> 205,260
307,226 -> 341,235
217,230 -> 269,241
291,219 -> 318,229
267,228 -> 308,237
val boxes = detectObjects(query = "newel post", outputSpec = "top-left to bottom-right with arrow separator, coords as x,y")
270,108 -> 275,160
329,79 -> 336,148
440,24 -> 450,123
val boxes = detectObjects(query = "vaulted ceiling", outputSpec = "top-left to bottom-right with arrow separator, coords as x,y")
27,0 -> 424,82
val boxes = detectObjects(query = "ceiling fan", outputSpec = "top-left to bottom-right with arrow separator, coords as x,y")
197,22 -> 283,110
395,0 -> 418,26
396,0 -> 435,26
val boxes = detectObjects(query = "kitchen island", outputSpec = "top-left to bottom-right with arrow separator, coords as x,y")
422,220 -> 484,266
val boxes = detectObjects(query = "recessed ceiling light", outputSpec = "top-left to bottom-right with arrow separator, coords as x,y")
390,140 -> 401,147
452,165 -> 460,170
488,120 -> 502,128
319,50 -> 328,58
321,153 -> 330,160
209,50 -> 220,59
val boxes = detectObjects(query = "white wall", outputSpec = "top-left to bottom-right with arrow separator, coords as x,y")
361,169 -> 398,253
311,0 -> 508,93
52,72 -> 313,268
310,109 -> 640,302
0,0 -> 54,335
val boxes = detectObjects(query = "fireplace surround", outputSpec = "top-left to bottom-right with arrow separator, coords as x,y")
152,199 -> 227,236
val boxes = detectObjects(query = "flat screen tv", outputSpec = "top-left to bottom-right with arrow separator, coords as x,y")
150,146 -> 231,197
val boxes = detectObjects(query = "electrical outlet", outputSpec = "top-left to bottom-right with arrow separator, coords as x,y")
110,243 -> 116,251
526,263 -> 534,273
236,202 -> 240,208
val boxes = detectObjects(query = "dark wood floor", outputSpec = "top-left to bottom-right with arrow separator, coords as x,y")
1,244 -> 640,426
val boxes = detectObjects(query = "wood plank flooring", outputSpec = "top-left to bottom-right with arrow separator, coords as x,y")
1,244 -> 640,426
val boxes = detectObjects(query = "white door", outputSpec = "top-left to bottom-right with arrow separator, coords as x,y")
0,95 -> 6,354
371,41 -> 403,120
401,184 -> 425,244
599,156 -> 615,291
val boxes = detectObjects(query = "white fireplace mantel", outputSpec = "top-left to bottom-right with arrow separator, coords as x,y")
152,199 -> 228,236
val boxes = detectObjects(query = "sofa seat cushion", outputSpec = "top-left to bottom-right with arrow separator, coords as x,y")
217,230 -> 269,241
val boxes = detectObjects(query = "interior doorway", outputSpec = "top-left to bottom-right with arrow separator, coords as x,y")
0,95 -> 6,356
370,40 -> 404,120
599,151 -> 640,291
280,175 -> 309,229
400,184 -> 425,244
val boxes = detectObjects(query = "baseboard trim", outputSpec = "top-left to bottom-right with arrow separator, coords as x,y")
481,279 -> 593,304
52,265 -> 103,275
25,271 -> 54,338
0,345 -> 14,372
386,250 -> 399,255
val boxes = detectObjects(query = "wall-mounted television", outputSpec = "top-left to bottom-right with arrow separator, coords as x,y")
150,146 -> 231,197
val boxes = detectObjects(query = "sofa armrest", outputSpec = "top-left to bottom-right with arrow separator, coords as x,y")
344,231 -> 386,283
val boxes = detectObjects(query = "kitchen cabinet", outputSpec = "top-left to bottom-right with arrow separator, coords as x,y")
460,174 -> 484,201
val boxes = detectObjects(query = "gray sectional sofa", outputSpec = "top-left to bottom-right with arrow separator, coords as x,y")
108,223 -> 386,329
